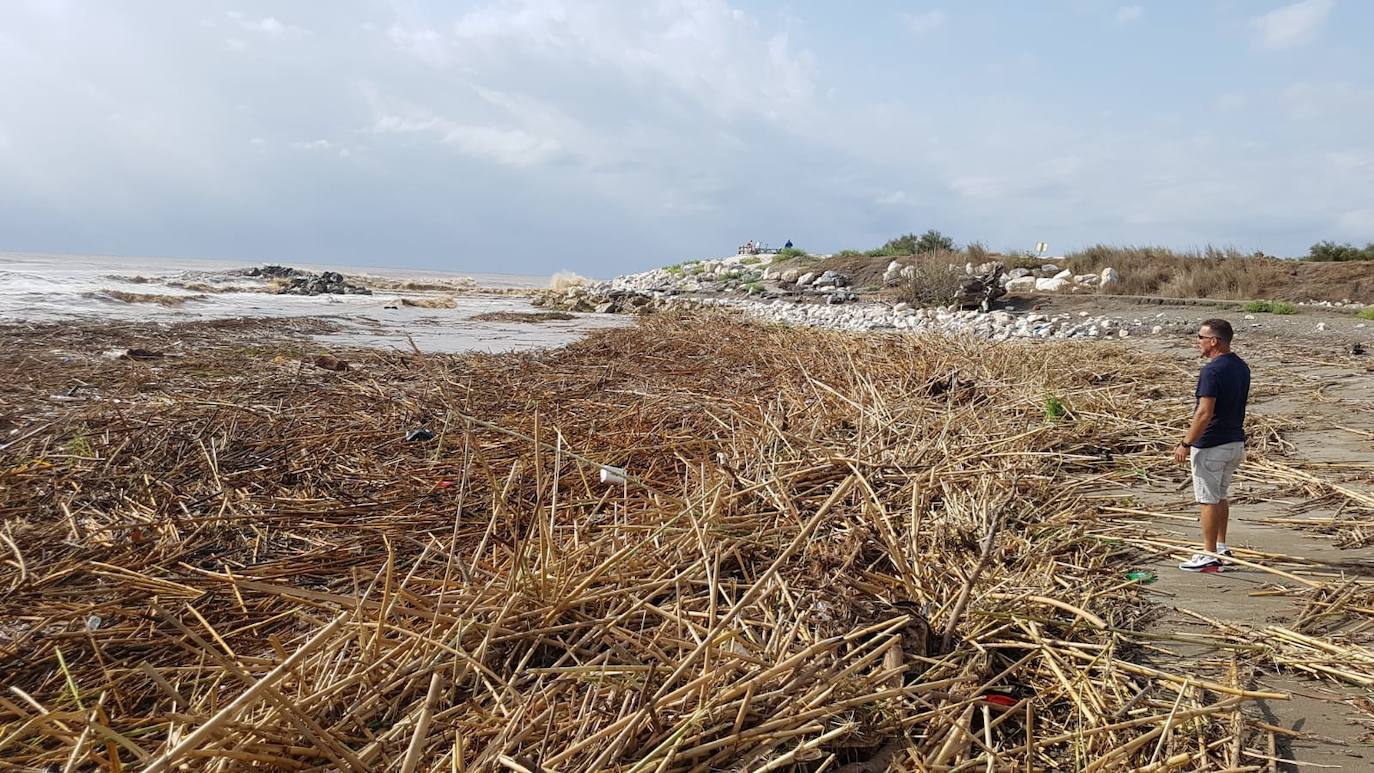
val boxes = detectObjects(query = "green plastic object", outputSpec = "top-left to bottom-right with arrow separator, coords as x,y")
1125,570 -> 1157,584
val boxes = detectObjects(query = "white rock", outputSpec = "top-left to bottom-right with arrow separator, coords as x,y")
1151,325 -> 1164,334
796,272 -> 816,287
1035,277 -> 1069,292
1005,276 -> 1037,293
1053,269 -> 1073,281
1315,322 -> 1327,331
1100,267 -> 1120,286
1244,315 -> 1255,320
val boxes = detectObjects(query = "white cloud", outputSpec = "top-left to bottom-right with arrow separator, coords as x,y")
440,125 -> 559,167
904,10 -> 946,35
227,11 -> 310,38
1338,208 -> 1374,232
1282,81 -> 1374,119
1213,91 -> 1247,111
876,190 -> 911,206
1115,5 -> 1143,25
372,109 -> 560,168
293,139 -> 334,150
1250,0 -> 1334,50
224,37 -> 246,52
401,0 -> 816,121
388,24 -> 447,66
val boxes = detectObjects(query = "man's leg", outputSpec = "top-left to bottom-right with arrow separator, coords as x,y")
1216,499 -> 1229,545
1200,502 -> 1223,553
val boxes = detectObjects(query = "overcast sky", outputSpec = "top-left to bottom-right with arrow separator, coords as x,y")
2,1 -> 1372,275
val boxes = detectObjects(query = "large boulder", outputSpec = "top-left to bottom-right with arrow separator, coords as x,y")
1053,269 -> 1073,281
796,272 -> 817,287
1100,267 -> 1121,287
1036,277 -> 1069,292
1005,276 -> 1037,293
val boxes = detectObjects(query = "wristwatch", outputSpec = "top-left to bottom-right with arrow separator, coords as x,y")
1178,441 -> 1192,448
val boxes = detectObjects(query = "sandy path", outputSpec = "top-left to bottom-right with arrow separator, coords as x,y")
1114,337 -> 1374,770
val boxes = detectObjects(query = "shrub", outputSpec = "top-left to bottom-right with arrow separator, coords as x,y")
897,253 -> 964,308
1244,300 -> 1298,315
739,256 -> 760,265
964,242 -> 991,264
1308,241 -> 1374,262
744,281 -> 764,294
775,247 -> 811,261
916,229 -> 957,254
1357,307 -> 1374,320
664,264 -> 685,275
834,249 -> 864,257
866,230 -> 958,257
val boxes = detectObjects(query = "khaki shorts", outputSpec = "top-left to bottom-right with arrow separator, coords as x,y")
1190,442 -> 1244,504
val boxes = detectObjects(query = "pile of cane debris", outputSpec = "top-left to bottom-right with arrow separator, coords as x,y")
1,313 -> 1372,770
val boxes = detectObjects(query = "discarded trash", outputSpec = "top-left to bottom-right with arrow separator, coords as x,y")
599,465 -> 627,486
1125,570 -> 1157,584
86,615 -> 102,631
314,354 -> 349,372
981,692 -> 1018,708
405,429 -> 437,442
435,480 -> 453,488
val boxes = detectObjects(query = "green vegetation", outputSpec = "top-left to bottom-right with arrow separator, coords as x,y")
1243,300 -> 1298,315
775,247 -> 811,261
865,229 -> 958,257
834,249 -> 864,258
744,281 -> 764,294
739,256 -> 761,265
1044,395 -> 1068,422
1308,241 -> 1374,262
1356,307 -> 1374,321
64,434 -> 94,458
664,263 -> 685,275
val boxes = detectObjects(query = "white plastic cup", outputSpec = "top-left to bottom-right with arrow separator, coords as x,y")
599,465 -> 627,486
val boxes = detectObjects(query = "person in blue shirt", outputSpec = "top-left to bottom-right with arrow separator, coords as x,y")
1173,318 -> 1250,572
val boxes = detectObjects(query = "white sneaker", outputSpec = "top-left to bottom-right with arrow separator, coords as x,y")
1179,554 -> 1222,572
1217,547 -> 1235,566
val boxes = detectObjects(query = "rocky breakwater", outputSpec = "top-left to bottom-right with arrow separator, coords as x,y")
709,297 -> 1186,341
884,259 -> 1122,296
245,266 -> 373,296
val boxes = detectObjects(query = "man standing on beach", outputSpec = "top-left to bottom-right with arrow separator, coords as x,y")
1174,319 -> 1250,572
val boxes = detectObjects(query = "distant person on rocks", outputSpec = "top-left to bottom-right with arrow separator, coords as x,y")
784,239 -> 793,249
1174,319 -> 1250,572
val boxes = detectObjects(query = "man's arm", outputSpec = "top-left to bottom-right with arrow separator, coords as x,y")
1173,396 -> 1215,462
1183,396 -> 1216,446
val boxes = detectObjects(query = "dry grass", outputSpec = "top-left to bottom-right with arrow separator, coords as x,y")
1065,245 -> 1290,299
0,314 -> 1370,769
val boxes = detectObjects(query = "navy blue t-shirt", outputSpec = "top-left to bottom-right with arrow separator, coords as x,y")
1195,352 -> 1250,447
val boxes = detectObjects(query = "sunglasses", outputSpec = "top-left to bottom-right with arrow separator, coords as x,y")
1196,334 -> 1217,339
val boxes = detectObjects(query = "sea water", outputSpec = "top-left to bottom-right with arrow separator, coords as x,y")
0,251 -> 623,353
